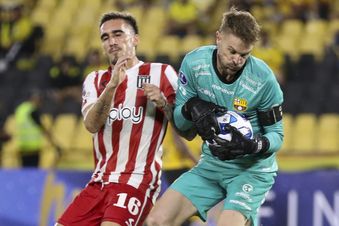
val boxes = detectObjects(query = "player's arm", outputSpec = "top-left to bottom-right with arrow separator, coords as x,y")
173,58 -> 226,141
171,128 -> 199,164
83,56 -> 130,133
255,74 -> 284,153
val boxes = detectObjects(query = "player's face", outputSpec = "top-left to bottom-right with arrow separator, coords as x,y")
216,31 -> 253,77
100,19 -> 138,65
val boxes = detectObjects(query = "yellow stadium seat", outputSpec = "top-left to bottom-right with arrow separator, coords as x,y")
138,36 -> 157,61
261,21 -> 278,38
64,37 -> 88,62
127,6 -> 144,29
250,5 -> 265,22
297,19 -> 328,60
30,8 -> 52,28
291,114 -> 318,153
304,19 -> 328,37
57,119 -> 94,170
52,114 -> 78,151
144,6 -> 167,29
281,19 -> 304,38
36,0 -> 57,9
180,35 -> 202,55
298,35 -> 325,60
72,120 -> 93,152
203,35 -> 215,46
157,35 -> 180,62
315,114 -> 339,153
275,34 -> 300,61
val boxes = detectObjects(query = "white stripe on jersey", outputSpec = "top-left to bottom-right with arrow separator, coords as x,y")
126,64 -> 162,187
165,65 -> 178,91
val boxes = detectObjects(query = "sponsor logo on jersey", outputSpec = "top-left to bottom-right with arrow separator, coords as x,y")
197,86 -> 215,98
179,71 -> 188,85
211,84 -> 234,95
192,64 -> 210,71
233,97 -> 248,111
108,103 -> 143,124
194,71 -> 211,77
235,192 -> 253,202
229,200 -> 252,211
137,75 -> 151,89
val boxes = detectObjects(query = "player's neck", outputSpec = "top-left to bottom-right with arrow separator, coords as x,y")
126,56 -> 139,69
217,64 -> 235,82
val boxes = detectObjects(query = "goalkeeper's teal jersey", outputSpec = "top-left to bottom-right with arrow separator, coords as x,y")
174,45 -> 284,172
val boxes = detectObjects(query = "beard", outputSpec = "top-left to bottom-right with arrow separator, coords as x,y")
109,52 -> 120,65
219,60 -> 239,77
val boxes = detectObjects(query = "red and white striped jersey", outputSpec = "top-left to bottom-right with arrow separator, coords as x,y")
82,61 -> 178,203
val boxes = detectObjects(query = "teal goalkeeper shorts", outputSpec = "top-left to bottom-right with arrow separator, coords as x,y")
170,159 -> 276,226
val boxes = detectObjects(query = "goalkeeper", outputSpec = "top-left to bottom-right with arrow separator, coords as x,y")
146,7 -> 283,226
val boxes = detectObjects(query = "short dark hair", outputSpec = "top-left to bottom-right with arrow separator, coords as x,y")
219,7 -> 260,44
99,12 -> 139,34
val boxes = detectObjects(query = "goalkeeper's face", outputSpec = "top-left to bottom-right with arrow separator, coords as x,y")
100,19 -> 138,65
216,31 -> 253,77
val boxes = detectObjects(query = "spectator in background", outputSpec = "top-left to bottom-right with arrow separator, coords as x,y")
167,0 -> 199,37
48,55 -> 83,115
14,90 -> 60,167
82,49 -> 107,77
252,29 -> 285,85
0,0 -> 43,73
192,0 -> 226,37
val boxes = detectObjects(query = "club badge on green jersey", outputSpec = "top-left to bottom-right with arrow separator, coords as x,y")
233,97 -> 248,111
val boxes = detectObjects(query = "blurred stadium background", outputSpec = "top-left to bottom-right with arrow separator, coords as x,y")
0,0 -> 339,226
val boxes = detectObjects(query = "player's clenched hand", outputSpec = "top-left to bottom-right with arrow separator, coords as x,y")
208,124 -> 270,160
143,83 -> 167,108
109,56 -> 131,88
182,97 -> 227,141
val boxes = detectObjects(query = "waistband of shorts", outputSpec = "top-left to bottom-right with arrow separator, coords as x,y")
87,181 -> 149,192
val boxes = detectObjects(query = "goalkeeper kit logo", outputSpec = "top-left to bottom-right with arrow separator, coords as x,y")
233,97 -> 248,111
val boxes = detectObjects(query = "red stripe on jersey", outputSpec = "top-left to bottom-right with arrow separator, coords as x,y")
92,137 -> 98,167
96,129 -> 107,170
118,64 -> 151,184
94,71 -> 99,97
149,160 -> 161,201
141,102 -> 166,190
93,70 -> 111,179
139,63 -> 151,76
102,77 -> 128,182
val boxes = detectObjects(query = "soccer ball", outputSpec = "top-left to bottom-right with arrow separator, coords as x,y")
209,111 -> 253,143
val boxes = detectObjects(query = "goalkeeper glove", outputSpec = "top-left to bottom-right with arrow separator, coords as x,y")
208,124 -> 270,160
182,97 -> 227,141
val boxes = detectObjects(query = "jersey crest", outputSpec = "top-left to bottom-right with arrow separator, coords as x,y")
233,97 -> 248,111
